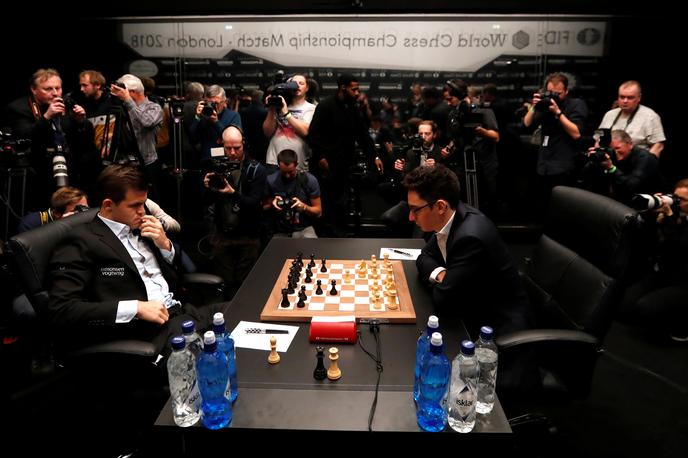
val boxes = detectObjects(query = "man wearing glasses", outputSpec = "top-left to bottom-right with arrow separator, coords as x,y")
403,164 -> 533,338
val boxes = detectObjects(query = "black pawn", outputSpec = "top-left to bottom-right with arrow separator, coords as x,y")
280,288 -> 290,308
329,279 -> 338,295
299,285 -> 307,299
304,270 -> 312,283
320,258 -> 327,273
315,280 -> 323,295
309,253 -> 316,268
297,295 -> 306,308
313,347 -> 327,381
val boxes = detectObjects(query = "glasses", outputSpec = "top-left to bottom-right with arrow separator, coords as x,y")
409,200 -> 437,215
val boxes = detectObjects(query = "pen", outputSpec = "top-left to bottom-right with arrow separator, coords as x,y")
245,328 -> 289,334
391,249 -> 412,257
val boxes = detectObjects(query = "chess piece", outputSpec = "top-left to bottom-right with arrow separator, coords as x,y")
315,279 -> 323,295
383,253 -> 390,263
268,336 -> 281,364
343,270 -> 351,284
359,260 -> 366,271
313,347 -> 327,380
280,288 -> 290,308
304,269 -> 313,283
327,347 -> 341,380
297,295 -> 306,308
309,253 -> 316,268
372,270 -> 378,280
320,258 -> 327,273
329,279 -> 338,295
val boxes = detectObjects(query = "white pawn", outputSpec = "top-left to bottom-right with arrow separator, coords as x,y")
268,336 -> 280,364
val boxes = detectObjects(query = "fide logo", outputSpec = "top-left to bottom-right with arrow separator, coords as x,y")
512,30 -> 530,50
577,28 -> 602,46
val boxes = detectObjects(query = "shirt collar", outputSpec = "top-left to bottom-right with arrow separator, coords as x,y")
437,210 -> 456,238
98,213 -> 131,237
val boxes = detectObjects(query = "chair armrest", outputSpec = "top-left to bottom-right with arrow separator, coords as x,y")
496,329 -> 599,350
181,273 -> 225,287
66,339 -> 158,359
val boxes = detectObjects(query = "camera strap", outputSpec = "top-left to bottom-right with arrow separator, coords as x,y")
611,105 -> 639,132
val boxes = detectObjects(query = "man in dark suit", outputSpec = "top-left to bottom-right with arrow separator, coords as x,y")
48,165 -> 213,353
404,164 -> 532,337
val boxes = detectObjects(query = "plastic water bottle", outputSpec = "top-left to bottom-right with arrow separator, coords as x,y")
416,332 -> 451,432
196,330 -> 232,429
414,315 -> 439,402
181,320 -> 203,358
166,336 -> 201,427
447,340 -> 479,433
213,312 -> 238,403
475,326 -> 498,414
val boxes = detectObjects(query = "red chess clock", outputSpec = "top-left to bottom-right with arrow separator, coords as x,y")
309,316 -> 358,344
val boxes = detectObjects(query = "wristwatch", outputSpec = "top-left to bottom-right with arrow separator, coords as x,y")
554,111 -> 562,120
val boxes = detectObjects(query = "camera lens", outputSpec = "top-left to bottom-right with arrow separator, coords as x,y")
52,154 -> 69,188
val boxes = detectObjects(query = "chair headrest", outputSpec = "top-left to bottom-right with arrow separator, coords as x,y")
545,187 -> 640,277
8,208 -> 99,291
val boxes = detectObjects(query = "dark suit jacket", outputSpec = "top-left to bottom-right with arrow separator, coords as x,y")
416,202 -> 533,337
48,215 -> 181,346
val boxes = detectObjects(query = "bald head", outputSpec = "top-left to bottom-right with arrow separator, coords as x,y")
222,125 -> 245,161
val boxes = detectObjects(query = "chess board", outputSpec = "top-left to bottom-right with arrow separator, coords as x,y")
260,258 -> 417,323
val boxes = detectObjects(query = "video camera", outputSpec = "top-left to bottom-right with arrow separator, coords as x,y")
587,128 -> 614,164
266,71 -> 298,108
0,130 -> 31,167
60,93 -> 77,113
207,155 -> 241,190
448,101 -> 484,143
630,193 -> 679,213
535,90 -> 562,112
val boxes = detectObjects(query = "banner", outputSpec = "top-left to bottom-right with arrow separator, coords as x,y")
121,17 -> 607,72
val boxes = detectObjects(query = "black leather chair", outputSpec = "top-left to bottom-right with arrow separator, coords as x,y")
498,186 -> 641,418
7,208 -> 224,368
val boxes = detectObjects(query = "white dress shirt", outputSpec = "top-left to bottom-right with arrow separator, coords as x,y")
98,214 -> 175,323
429,210 -> 455,283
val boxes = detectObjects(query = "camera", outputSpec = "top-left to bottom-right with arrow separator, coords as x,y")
266,71 -> 299,108
588,148 -> 613,163
630,193 -> 678,212
277,196 -> 296,222
61,93 -> 76,113
50,145 -> 69,188
587,128 -> 614,164
74,204 -> 89,213
535,90 -> 562,112
201,101 -> 219,117
207,156 -> 241,190
0,130 -> 31,167
168,97 -> 185,119
408,134 -> 423,150
448,101 -> 484,143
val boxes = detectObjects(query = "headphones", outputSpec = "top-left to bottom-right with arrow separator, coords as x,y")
445,80 -> 466,100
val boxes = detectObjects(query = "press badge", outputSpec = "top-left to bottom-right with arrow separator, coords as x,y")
542,135 -> 549,147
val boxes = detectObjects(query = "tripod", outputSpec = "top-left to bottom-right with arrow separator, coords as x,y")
463,146 -> 479,208
100,103 -> 145,167
169,105 -> 185,221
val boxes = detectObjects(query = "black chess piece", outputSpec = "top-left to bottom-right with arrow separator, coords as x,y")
313,347 -> 327,381
280,288 -> 290,308
304,270 -> 312,283
329,279 -> 338,295
320,258 -> 327,273
297,295 -> 306,308
315,280 -> 323,295
308,253 -> 316,269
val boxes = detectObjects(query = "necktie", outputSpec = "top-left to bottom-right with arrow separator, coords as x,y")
437,233 -> 448,262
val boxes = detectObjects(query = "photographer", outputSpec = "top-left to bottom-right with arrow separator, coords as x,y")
621,179 -> 688,342
442,79 -> 500,217
2,68 -> 96,210
203,126 -> 266,297
263,74 -> 315,172
263,149 -> 322,238
581,129 -> 663,204
16,186 -> 88,234
189,84 -> 242,160
523,72 -> 588,207
394,120 -> 442,174
599,80 -> 666,158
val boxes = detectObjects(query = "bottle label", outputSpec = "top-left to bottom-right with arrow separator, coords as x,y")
187,378 -> 201,409
453,382 -> 476,421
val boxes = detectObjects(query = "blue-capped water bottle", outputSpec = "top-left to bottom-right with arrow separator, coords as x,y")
213,312 -> 238,403
167,336 -> 201,427
475,326 -> 498,414
416,332 -> 451,432
447,340 -> 479,433
414,315 -> 439,402
197,330 -> 232,429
